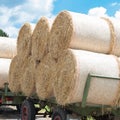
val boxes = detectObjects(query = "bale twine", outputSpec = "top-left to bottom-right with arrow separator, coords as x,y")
0,37 -> 17,59
0,58 -> 11,88
32,17 -> 51,62
49,10 -> 120,57
36,53 -> 57,99
9,56 -> 23,93
109,18 -> 120,56
112,57 -> 120,106
54,49 -> 120,105
101,17 -> 116,54
17,23 -> 34,59
21,56 -> 36,96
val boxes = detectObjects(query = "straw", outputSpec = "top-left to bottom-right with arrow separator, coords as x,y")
21,56 -> 36,96
9,56 -> 23,93
49,11 -> 73,58
54,49 -> 120,105
36,53 -> 57,99
0,37 -> 17,59
0,58 -> 11,88
32,17 -> 51,62
17,23 -> 34,59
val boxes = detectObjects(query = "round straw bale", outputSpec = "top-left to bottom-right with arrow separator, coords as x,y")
0,58 -> 11,88
54,49 -> 120,105
17,23 -> 34,59
53,50 -> 76,104
9,55 -> 33,93
21,56 -> 36,96
36,53 -> 57,99
0,37 -> 17,59
9,56 -> 23,93
49,11 -> 73,58
49,10 -> 120,57
32,17 -> 51,61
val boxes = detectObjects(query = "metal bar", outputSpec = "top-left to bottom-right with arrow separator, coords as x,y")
90,74 -> 120,80
81,74 -> 92,108
81,73 -> 120,108
4,83 -> 9,95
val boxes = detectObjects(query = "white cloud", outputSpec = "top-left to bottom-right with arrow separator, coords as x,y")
87,6 -> 120,20
110,2 -> 120,7
111,2 -> 118,6
115,10 -> 120,19
88,7 -> 108,17
0,0 -> 55,38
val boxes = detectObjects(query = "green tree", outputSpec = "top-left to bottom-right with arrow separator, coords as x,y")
0,29 -> 9,37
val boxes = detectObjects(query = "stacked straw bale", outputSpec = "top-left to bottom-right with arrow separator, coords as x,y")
8,10 -> 120,107
20,56 -> 35,96
9,56 -> 24,92
0,37 -> 16,88
17,23 -> 34,59
53,49 -> 120,105
9,23 -> 34,93
21,17 -> 51,96
32,17 -> 52,98
0,36 -> 16,89
32,17 -> 51,61
0,58 -> 11,88
0,37 -> 16,58
49,11 -> 120,58
36,53 -> 57,99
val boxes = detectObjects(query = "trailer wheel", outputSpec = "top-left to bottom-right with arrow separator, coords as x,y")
21,99 -> 35,120
52,107 -> 67,120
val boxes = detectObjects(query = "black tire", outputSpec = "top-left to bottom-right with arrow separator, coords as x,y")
52,107 -> 67,120
21,99 -> 36,120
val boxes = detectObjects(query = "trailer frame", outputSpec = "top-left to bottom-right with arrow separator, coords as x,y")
1,74 -> 120,120
21,74 -> 120,120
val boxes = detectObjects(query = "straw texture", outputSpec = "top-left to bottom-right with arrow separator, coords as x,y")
32,17 -> 51,61
9,56 -> 23,93
8,11 -> 120,107
36,53 -> 57,99
54,49 -> 120,105
17,23 -> 34,59
49,11 -> 73,58
0,58 -> 11,88
20,17 -> 52,96
21,56 -> 36,96
9,22 -> 34,93
0,37 -> 16,58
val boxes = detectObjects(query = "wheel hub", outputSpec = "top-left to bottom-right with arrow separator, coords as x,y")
22,106 -> 28,120
54,116 -> 61,120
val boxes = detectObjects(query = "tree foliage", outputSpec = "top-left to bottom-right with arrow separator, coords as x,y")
0,29 -> 9,37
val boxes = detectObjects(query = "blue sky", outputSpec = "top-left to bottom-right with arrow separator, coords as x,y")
0,0 -> 120,38
54,0 -> 120,15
